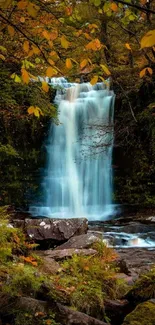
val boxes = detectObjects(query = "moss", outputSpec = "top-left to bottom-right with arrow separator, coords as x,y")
123,301 -> 155,325
126,267 -> 155,303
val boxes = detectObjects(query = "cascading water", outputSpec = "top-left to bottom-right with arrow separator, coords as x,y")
31,78 -> 115,220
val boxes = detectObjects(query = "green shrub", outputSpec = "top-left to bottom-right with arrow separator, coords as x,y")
51,243 -> 126,318
2,264 -> 45,297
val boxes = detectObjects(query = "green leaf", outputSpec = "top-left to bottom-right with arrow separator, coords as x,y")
0,46 -> 7,53
14,75 -> 21,83
35,57 -> 40,64
94,0 -> 101,7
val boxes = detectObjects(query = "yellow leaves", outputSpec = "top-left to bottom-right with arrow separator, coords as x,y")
20,17 -> 25,23
21,68 -> 30,84
75,30 -> 82,37
8,25 -> 15,37
49,51 -> 59,61
66,58 -> 73,70
27,2 -> 39,18
110,2 -> 118,12
88,24 -> 98,30
65,6 -> 73,16
140,30 -> 155,49
139,67 -> 153,78
80,59 -> 88,69
23,40 -> 29,53
48,41 -> 53,48
125,43 -> 132,51
100,64 -> 111,76
42,81 -> 49,93
90,75 -> 98,85
46,67 -> 57,77
48,58 -> 55,66
17,1 -> 28,9
32,45 -> 40,55
0,0 -> 12,8
42,30 -> 51,40
0,54 -> 5,60
27,106 -> 43,117
86,39 -> 102,51
50,30 -> 58,41
61,35 -> 70,49
84,33 -> 92,40
11,73 -> 21,83
0,46 -> 7,60
0,46 -> 7,53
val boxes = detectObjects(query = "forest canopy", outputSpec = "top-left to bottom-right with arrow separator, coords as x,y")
0,0 -> 155,116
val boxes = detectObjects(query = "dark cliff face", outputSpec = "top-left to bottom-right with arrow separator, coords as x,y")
113,72 -> 155,206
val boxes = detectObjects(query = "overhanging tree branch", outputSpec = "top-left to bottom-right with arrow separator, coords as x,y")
0,10 -> 64,74
114,0 -> 155,15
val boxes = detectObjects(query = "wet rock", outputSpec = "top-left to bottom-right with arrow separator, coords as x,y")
38,248 -> 97,260
117,248 -> 155,275
56,303 -> 109,325
122,300 -> 155,325
118,222 -> 155,234
55,233 -> 101,250
14,218 -> 88,246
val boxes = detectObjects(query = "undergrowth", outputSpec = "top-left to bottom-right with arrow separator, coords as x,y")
51,242 -> 127,318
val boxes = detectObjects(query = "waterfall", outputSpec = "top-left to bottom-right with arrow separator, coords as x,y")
31,78 -> 115,220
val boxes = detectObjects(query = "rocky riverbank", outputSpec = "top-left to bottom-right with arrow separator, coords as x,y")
0,210 -> 155,325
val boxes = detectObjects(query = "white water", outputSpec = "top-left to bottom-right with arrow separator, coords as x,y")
31,78 -> 115,220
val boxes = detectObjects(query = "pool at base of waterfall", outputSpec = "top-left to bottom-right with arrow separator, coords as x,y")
30,204 -> 119,221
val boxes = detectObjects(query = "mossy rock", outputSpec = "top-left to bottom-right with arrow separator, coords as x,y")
125,268 -> 155,303
123,300 -> 155,325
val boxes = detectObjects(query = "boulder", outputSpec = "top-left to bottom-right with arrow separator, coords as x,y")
122,300 -> 155,325
104,299 -> 132,325
117,248 -> 155,276
38,248 -> 97,260
55,233 -> 101,250
56,303 -> 109,325
39,257 -> 61,274
0,296 -> 109,325
22,218 -> 88,244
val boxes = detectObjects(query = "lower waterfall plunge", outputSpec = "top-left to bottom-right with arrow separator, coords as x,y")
31,78 -> 115,220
